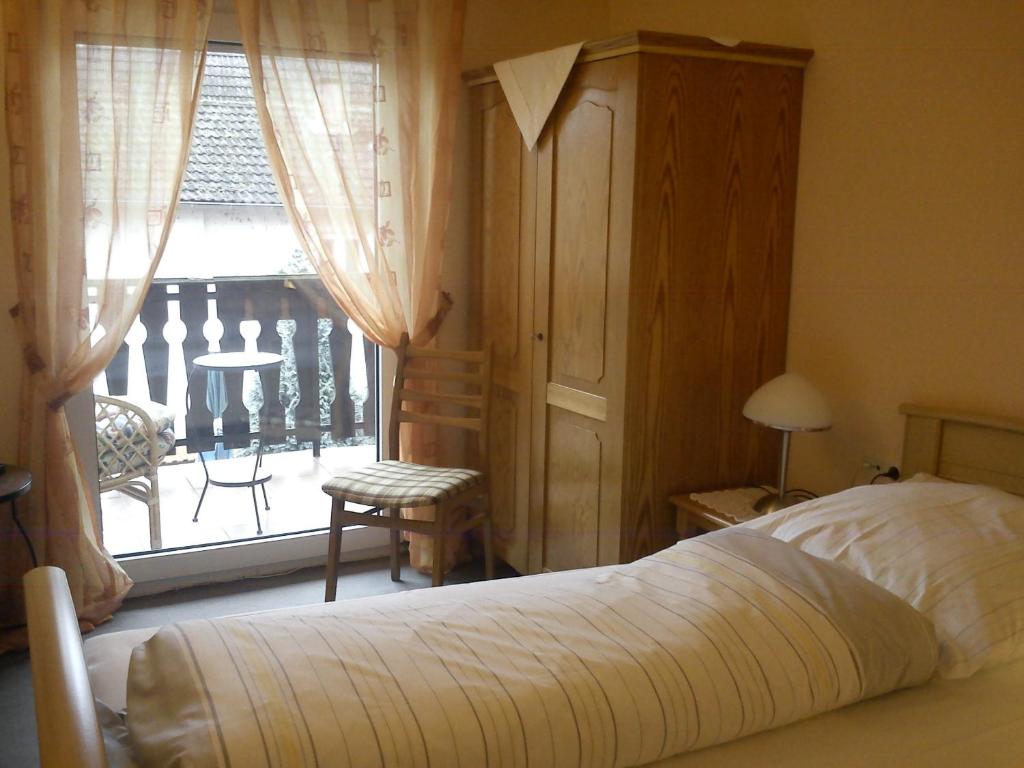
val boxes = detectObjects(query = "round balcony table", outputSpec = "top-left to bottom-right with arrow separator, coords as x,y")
1,464 -> 36,567
187,352 -> 284,535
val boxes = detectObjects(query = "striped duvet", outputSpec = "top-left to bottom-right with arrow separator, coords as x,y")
126,528 -> 937,767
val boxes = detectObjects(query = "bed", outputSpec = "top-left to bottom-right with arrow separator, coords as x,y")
25,404 -> 1024,767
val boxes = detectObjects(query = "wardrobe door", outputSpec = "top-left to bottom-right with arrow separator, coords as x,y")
472,84 -> 536,574
530,56 -> 637,573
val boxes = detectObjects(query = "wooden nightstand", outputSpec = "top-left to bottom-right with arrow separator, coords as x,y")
670,487 -> 768,539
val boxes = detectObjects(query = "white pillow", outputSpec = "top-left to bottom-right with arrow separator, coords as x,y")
746,480 -> 1024,678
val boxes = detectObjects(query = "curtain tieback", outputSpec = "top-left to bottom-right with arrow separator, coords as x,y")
411,291 -> 454,346
48,391 -> 73,412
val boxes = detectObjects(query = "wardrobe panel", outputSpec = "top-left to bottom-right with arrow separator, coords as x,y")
530,55 -> 637,573
543,413 -> 602,572
472,83 -> 536,574
487,391 -> 520,536
481,100 -> 522,383
549,100 -> 612,388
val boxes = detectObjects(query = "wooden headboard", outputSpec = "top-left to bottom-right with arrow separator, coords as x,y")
901,404 -> 1024,495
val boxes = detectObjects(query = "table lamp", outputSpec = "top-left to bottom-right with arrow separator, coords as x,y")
743,373 -> 832,513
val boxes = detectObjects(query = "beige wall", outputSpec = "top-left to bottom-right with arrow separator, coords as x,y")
461,0 -> 1024,493
464,0 -> 610,68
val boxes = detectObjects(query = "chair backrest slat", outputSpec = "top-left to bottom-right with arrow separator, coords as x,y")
400,368 -> 482,385
397,388 -> 483,409
398,410 -> 482,432
387,333 -> 492,466
404,346 -> 485,363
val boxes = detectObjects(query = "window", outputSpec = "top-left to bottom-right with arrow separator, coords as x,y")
93,48 -> 381,563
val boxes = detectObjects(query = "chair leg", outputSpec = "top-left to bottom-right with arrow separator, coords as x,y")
482,503 -> 495,581
432,504 -> 446,588
193,449 -> 210,523
389,507 -> 401,582
325,500 -> 344,602
251,487 -> 263,534
193,477 -> 209,523
148,469 -> 163,552
261,483 -> 270,510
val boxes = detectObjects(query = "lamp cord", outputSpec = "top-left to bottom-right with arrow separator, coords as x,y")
871,466 -> 901,484
757,484 -> 818,502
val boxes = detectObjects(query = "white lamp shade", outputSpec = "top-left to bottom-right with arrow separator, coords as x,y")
743,373 -> 832,432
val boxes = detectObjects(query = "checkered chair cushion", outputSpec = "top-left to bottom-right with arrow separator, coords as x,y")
322,460 -> 484,507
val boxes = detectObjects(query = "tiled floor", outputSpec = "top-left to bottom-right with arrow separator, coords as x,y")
100,444 -> 377,556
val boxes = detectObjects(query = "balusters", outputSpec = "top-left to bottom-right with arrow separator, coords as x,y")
107,340 -> 130,396
124,319 -> 152,403
179,282 -> 214,453
363,334 -> 377,436
163,293 -> 189,444
240,319 -> 264,432
139,284 -> 170,405
253,281 -> 286,445
215,281 -> 250,449
328,316 -> 356,440
215,282 -> 246,353
308,280 -> 356,443
288,280 -> 321,454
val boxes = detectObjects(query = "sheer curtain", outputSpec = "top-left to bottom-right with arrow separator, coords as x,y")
234,0 -> 464,349
235,0 -> 467,572
0,0 -> 210,645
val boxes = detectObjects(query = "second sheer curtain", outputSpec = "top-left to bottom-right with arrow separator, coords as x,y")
0,0 -> 209,645
234,0 -> 468,572
234,0 -> 464,349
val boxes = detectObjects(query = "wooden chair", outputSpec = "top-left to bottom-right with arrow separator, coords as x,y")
322,333 -> 493,599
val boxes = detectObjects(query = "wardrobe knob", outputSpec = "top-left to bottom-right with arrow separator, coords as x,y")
534,331 -> 545,341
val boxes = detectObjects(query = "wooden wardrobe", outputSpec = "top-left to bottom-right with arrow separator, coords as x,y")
467,31 -> 812,574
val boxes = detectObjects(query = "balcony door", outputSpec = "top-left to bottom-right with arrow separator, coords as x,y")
91,46 -> 387,584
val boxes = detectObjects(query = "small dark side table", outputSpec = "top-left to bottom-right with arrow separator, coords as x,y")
1,464 -> 36,567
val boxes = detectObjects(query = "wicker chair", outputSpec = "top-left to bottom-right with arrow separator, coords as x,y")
95,395 -> 176,551
322,334 -> 493,598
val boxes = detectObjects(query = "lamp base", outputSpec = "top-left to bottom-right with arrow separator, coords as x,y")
753,491 -> 807,515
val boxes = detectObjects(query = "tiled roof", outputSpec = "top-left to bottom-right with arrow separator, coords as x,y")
180,52 -> 282,205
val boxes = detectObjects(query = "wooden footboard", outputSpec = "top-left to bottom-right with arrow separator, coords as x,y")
24,567 -> 108,768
